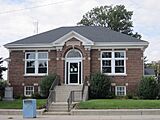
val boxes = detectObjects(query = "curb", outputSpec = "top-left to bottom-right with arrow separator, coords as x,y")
71,109 -> 160,115
0,109 -> 45,115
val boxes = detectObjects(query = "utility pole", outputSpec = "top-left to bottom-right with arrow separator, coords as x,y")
33,20 -> 38,34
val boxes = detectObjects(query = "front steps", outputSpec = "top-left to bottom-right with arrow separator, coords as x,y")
46,85 -> 84,115
44,102 -> 71,115
49,102 -> 69,112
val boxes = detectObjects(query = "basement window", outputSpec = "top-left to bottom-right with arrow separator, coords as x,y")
115,86 -> 126,96
24,86 -> 34,97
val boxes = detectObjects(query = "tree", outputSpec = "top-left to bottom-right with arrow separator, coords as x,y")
0,58 -> 7,80
138,76 -> 158,99
78,5 -> 141,39
40,74 -> 57,98
146,61 -> 160,77
89,72 -> 111,99
0,80 -> 7,99
144,56 -> 148,68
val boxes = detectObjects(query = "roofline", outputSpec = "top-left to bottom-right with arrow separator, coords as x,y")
95,41 -> 149,48
95,41 -> 149,45
4,43 -> 53,49
4,41 -> 149,50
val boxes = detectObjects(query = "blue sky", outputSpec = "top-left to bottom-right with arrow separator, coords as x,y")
0,0 -> 160,79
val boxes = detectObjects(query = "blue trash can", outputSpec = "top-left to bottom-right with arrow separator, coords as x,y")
23,99 -> 36,118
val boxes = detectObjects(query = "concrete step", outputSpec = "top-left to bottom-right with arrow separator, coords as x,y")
48,102 -> 76,113
49,106 -> 69,111
50,85 -> 84,102
55,85 -> 82,91
55,85 -> 82,102
44,111 -> 71,115
55,93 -> 70,102
49,102 -> 69,112
50,106 -> 68,109
51,102 -> 68,106
49,109 -> 68,112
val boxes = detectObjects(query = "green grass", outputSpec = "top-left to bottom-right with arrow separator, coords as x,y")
78,99 -> 160,109
0,99 -> 46,109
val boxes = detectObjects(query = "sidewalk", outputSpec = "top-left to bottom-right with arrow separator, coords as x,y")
1,115 -> 160,120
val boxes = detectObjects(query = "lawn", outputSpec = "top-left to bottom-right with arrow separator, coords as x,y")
78,99 -> 160,109
0,99 -> 46,109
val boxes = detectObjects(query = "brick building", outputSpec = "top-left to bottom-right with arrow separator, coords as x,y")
4,26 -> 148,97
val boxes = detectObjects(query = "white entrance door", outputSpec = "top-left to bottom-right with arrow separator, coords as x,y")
65,60 -> 82,85
68,62 -> 79,84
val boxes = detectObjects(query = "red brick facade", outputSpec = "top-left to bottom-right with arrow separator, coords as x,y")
8,38 -> 144,97
91,48 -> 143,94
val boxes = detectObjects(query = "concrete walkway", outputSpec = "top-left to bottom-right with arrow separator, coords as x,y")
2,115 -> 160,120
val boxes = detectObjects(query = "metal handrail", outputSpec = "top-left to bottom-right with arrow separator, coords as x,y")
46,76 -> 59,111
82,76 -> 88,100
67,90 -> 82,111
67,91 -> 73,112
67,77 -> 89,112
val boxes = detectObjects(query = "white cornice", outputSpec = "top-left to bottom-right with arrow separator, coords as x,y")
95,42 -> 149,46
94,42 -> 149,50
4,42 -> 148,50
4,43 -> 53,48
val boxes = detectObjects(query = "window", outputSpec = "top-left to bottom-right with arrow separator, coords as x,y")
24,86 -> 34,96
25,52 -> 48,75
115,86 -> 126,96
101,51 -> 126,75
66,49 -> 82,58
102,52 -> 112,73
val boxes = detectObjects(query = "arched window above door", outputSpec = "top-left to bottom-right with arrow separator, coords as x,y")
66,49 -> 82,58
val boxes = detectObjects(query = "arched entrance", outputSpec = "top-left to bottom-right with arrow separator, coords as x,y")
65,49 -> 83,85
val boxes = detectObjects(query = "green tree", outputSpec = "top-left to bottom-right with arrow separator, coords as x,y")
138,76 -> 158,99
0,58 -> 7,80
40,74 -> 57,98
89,72 -> 111,99
0,80 -> 7,99
146,61 -> 160,77
78,5 -> 141,39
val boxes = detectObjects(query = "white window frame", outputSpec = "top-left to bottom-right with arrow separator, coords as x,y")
24,86 -> 34,97
115,86 -> 126,96
25,52 -> 48,76
101,51 -> 126,75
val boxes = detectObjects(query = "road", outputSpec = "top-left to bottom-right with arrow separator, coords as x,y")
1,115 -> 160,120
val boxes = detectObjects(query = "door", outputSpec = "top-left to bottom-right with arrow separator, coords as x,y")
69,62 -> 79,84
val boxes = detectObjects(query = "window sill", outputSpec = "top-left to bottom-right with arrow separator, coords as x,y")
24,95 -> 32,97
115,95 -> 126,96
103,73 -> 127,76
24,74 -> 47,77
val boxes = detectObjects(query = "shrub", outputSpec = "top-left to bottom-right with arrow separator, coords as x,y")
89,72 -> 111,99
124,94 -> 133,99
40,74 -> 57,98
14,94 -> 26,99
138,76 -> 158,99
0,80 -> 7,98
31,93 -> 42,99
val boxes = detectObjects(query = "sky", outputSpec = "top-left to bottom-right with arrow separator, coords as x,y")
0,0 -> 160,79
